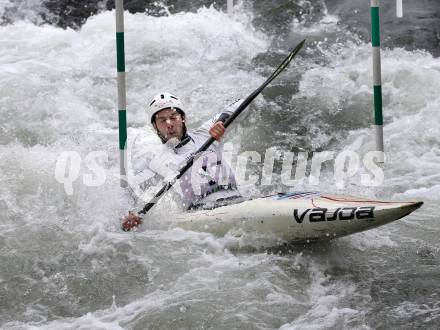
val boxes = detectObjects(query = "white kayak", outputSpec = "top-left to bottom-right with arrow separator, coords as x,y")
160,192 -> 423,243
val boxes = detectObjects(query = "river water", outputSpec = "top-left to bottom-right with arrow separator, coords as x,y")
0,0 -> 439,329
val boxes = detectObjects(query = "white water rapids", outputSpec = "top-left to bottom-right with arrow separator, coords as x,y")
0,3 -> 439,329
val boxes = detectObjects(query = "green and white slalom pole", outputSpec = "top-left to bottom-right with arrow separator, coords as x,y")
370,0 -> 384,163
115,0 -> 128,187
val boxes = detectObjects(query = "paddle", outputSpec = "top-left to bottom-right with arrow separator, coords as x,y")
135,39 -> 306,219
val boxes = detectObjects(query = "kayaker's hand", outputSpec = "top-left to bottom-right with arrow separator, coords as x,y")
121,212 -> 143,231
209,122 -> 225,141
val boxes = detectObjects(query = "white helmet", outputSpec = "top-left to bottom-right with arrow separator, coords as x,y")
147,92 -> 185,124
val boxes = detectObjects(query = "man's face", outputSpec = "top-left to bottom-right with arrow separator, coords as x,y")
153,108 -> 185,141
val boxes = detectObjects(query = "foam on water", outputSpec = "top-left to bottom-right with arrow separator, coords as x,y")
0,0 -> 48,25
0,6 -> 275,328
1,3 -> 439,329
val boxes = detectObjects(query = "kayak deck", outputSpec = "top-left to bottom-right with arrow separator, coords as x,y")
152,192 -> 424,243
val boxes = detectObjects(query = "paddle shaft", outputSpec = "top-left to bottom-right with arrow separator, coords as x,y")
138,39 -> 306,215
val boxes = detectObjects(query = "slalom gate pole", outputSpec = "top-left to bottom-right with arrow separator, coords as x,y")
115,0 -> 128,186
396,0 -> 403,18
370,0 -> 385,163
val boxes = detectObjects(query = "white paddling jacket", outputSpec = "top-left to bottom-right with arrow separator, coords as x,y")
132,106 -> 242,210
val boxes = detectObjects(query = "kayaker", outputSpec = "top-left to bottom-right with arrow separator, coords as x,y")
122,92 -> 242,231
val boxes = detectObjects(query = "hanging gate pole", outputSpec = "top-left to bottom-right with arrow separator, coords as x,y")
115,0 -> 128,186
370,0 -> 384,163
396,0 -> 403,18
